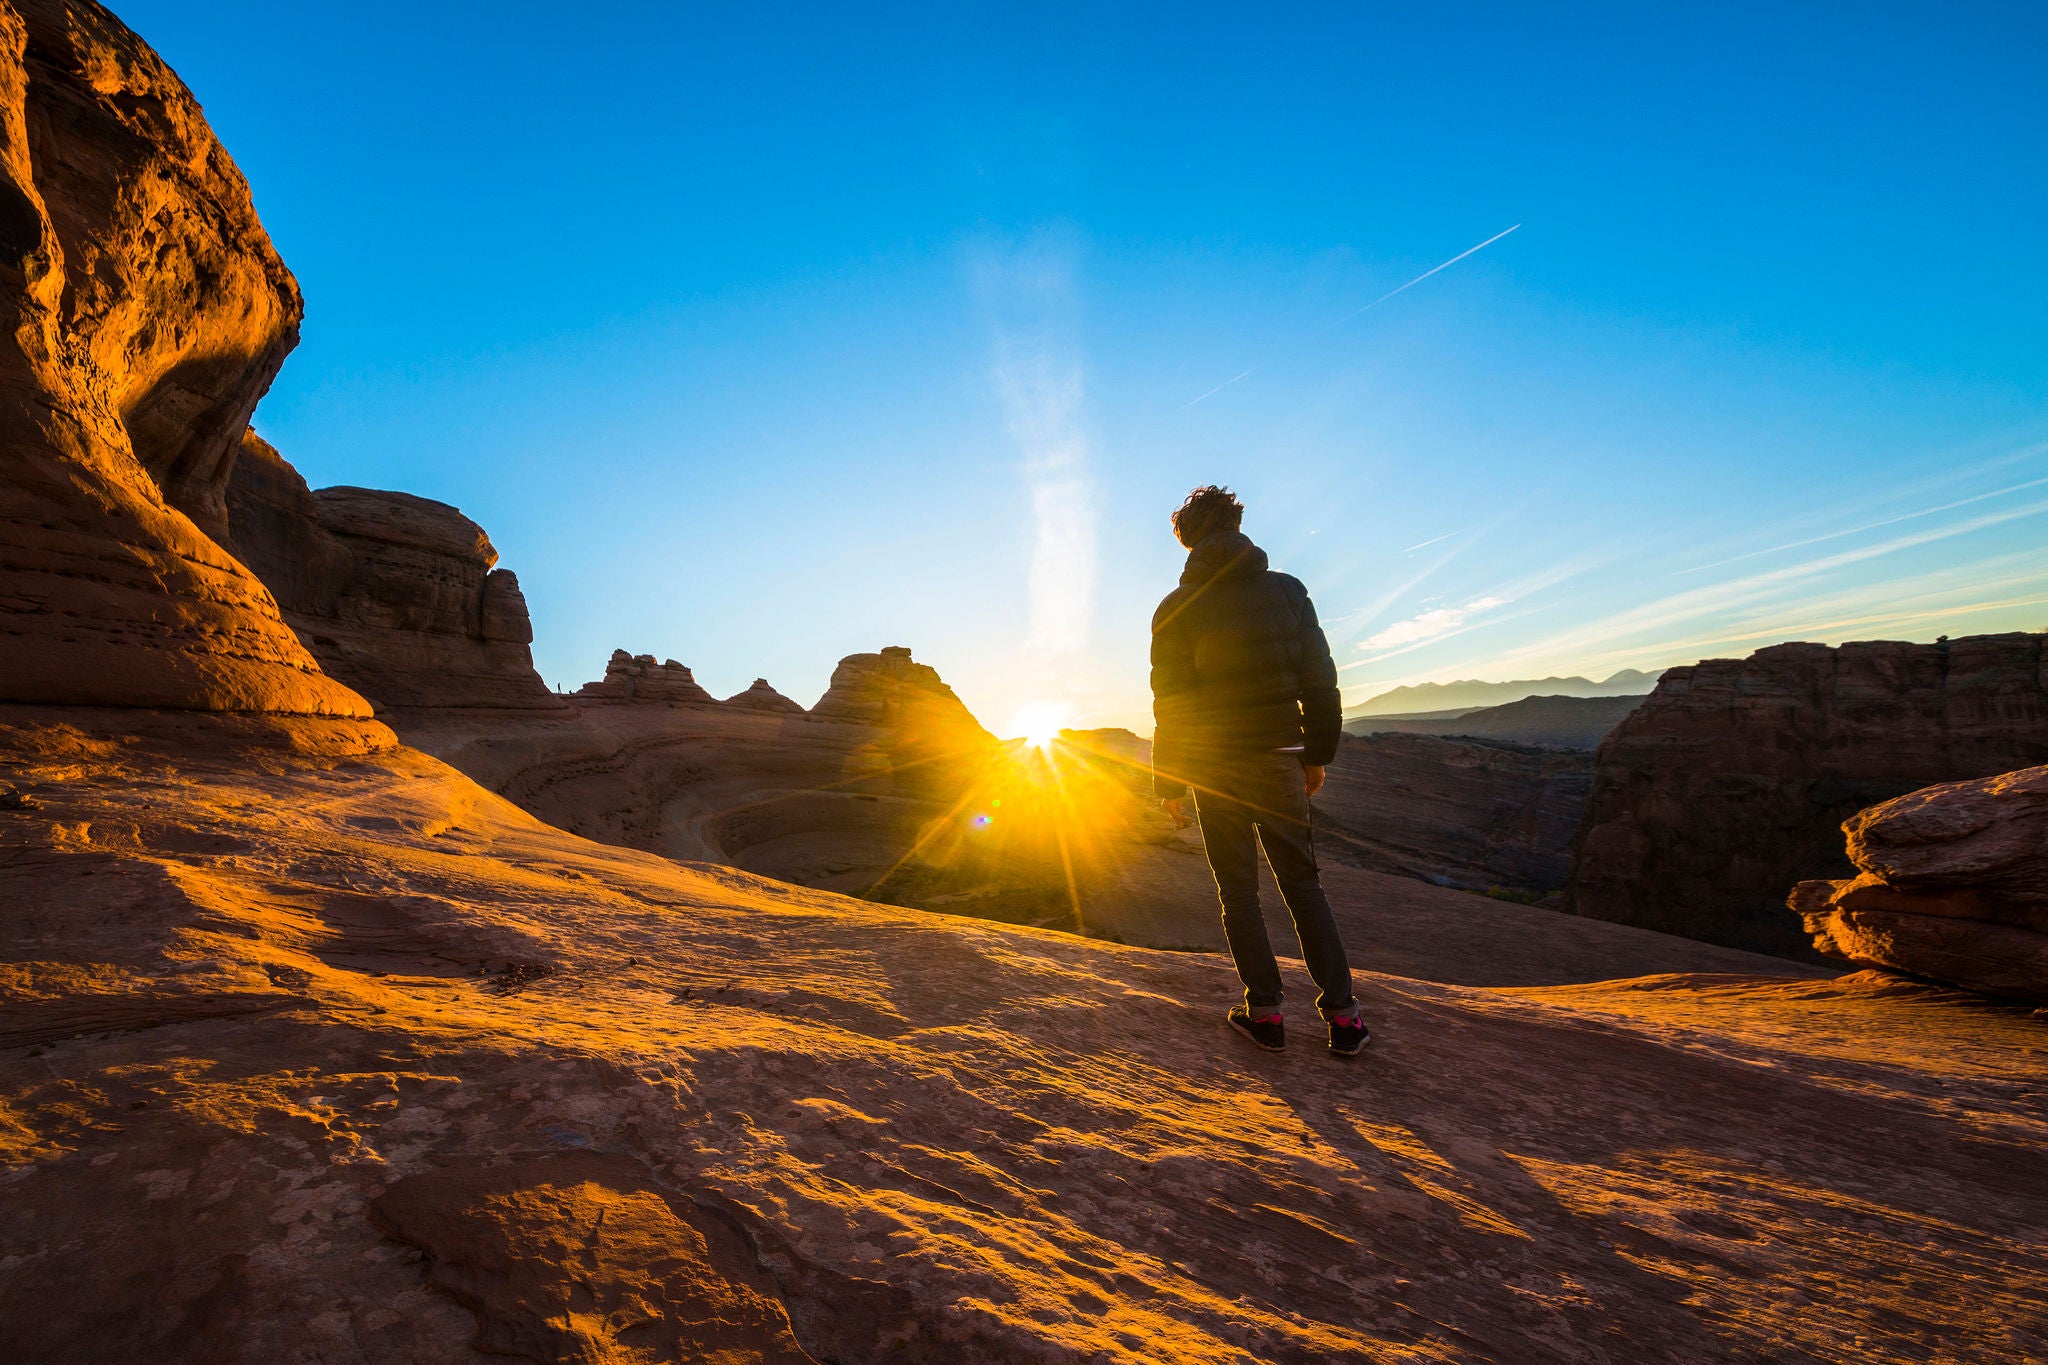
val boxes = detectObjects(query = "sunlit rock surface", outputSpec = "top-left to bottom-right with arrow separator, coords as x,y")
1792,765 -> 2048,1002
222,436 -> 559,712
1567,634 -> 2048,956
0,0 -> 366,716
2,710 -> 2043,1363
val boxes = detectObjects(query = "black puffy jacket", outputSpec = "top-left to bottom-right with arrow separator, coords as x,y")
1149,530 -> 1342,797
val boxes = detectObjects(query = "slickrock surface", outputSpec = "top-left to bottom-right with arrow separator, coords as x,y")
1792,765 -> 2048,1002
2,711 -> 2043,1363
0,0 -> 366,717
1568,634 -> 2048,956
575,650 -> 717,705
1318,733 -> 1592,895
405,646 -> 996,902
726,679 -> 806,714
223,440 -> 558,712
403,695 -> 942,890
1347,695 -> 1644,751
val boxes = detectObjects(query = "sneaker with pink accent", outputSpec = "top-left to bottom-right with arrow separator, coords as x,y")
1227,1004 -> 1285,1052
1328,1011 -> 1369,1056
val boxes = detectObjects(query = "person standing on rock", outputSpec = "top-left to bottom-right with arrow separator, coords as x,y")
1150,485 -> 1367,1056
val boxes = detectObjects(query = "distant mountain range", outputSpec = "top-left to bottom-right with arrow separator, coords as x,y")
1348,669 -> 1662,718
1344,693 -> 1647,749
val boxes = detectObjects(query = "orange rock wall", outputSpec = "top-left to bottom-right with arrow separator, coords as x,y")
0,0 -> 368,716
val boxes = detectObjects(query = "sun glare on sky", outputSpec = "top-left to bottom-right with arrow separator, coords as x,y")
1010,701 -> 1071,749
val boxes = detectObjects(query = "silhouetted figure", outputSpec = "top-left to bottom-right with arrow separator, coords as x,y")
1150,486 -> 1366,1056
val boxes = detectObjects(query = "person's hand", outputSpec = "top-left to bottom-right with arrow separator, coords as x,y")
1162,796 -> 1192,828
1303,764 -> 1326,797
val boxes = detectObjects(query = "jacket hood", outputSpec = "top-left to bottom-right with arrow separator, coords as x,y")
1180,529 -> 1268,586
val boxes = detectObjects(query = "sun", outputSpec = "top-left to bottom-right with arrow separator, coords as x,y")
1009,701 -> 1071,750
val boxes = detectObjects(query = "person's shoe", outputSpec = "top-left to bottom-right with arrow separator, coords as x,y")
1327,1011 -> 1370,1056
1227,1005 -> 1286,1052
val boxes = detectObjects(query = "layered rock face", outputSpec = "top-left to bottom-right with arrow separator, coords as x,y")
574,650 -> 714,704
1791,766 -> 2048,1002
812,646 -> 985,736
724,678 -> 804,713
1568,634 -> 2048,955
222,436 -> 557,711
0,1 -> 367,716
1318,732 -> 1592,894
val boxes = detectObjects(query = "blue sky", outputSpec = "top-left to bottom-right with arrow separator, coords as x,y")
126,2 -> 2047,733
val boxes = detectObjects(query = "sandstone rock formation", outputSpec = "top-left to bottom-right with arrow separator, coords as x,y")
574,650 -> 716,704
0,0 -> 366,716
1318,732 -> 1593,894
812,646 -> 987,738
725,678 -> 805,713
1791,765 -> 2048,1002
407,647 -> 995,899
222,436 -> 557,711
1567,634 -> 2048,956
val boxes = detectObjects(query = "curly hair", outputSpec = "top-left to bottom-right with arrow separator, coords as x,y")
1171,485 -> 1245,549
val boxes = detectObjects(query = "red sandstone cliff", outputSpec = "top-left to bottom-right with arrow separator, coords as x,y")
0,0 -> 366,715
1567,634 -> 2048,955
222,433 -> 558,711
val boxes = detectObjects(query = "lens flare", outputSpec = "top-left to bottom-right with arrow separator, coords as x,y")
1009,701 -> 1071,749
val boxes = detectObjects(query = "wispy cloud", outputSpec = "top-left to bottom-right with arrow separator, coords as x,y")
1359,595 -> 1509,651
1676,473 -> 2048,576
977,239 -> 1097,663
1441,500 -> 2048,682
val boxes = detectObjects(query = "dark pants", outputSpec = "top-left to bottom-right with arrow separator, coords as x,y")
1192,752 -> 1357,1020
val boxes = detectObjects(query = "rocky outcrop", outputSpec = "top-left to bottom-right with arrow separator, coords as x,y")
811,646 -> 989,742
1791,766 -> 2048,1002
574,650 -> 715,704
1568,634 -> 2048,956
221,438 -> 557,711
724,678 -> 804,713
1318,732 -> 1592,893
0,1 -> 367,716
410,647 -> 995,897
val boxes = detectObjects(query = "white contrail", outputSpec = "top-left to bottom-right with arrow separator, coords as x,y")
1322,223 -> 1522,331
1401,529 -> 1461,554
1177,365 -> 1261,411
1180,223 -> 1523,409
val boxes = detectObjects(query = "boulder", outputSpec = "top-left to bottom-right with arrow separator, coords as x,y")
1790,765 -> 2048,1002
0,1 -> 368,716
1566,635 -> 2048,955
575,650 -> 715,704
724,678 -> 805,713
221,443 -> 557,711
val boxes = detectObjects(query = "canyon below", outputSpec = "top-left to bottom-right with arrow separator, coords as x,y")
1,3 -> 2044,1363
